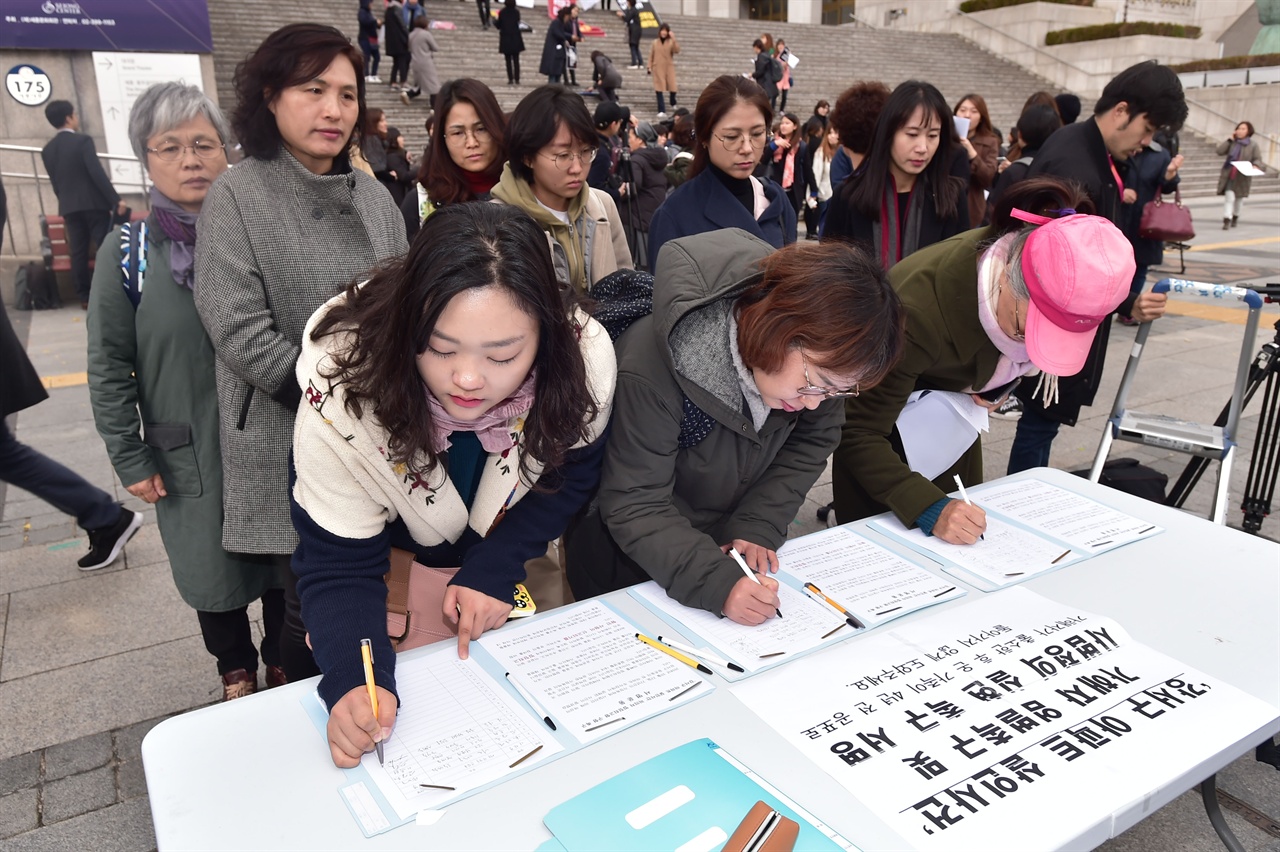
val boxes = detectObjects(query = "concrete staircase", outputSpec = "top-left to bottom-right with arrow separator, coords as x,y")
205,0 -> 1269,198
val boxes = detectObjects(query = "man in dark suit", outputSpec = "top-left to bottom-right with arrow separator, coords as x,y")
40,100 -> 125,308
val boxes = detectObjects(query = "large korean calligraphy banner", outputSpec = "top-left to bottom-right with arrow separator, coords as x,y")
731,587 -> 1279,851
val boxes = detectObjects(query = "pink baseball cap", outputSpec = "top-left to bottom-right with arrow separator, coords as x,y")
1019,214 -> 1135,377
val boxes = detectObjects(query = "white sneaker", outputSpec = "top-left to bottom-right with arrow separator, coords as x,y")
656,111 -> 667,119
991,396 -> 1023,420
368,75 -> 382,83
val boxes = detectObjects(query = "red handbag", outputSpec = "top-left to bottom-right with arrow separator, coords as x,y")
1139,188 -> 1195,242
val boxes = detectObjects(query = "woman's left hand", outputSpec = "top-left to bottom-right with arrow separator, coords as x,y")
721,539 -> 779,574
1122,188 -> 1137,204
445,585 -> 512,660
959,137 -> 977,160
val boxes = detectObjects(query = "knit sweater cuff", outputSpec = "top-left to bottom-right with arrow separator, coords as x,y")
915,497 -> 951,537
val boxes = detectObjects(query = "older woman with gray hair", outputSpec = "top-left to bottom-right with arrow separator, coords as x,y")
86,81 -> 285,702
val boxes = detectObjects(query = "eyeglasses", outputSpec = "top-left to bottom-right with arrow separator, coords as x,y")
146,141 -> 225,161
1004,281 -> 1026,341
797,352 -> 859,398
444,125 -> 492,146
539,147 -> 597,170
713,130 -> 768,151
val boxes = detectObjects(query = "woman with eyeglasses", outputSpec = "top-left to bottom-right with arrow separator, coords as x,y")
491,84 -> 631,294
564,233 -> 903,623
830,178 -> 1133,543
86,83 -> 284,702
646,75 -> 796,274
401,77 -> 506,243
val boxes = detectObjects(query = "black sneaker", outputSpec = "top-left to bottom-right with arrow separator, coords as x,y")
77,508 -> 143,571
991,396 -> 1023,421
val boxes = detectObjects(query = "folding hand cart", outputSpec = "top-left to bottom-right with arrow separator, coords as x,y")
1088,278 -> 1267,525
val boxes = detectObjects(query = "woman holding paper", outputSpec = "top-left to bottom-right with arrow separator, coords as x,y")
830,178 -> 1134,544
1215,121 -> 1263,229
290,203 -> 615,766
564,232 -> 903,625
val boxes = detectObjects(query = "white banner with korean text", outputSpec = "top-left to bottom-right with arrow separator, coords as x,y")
730,587 -> 1279,851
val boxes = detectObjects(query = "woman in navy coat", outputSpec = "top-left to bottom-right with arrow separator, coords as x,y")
646,75 -> 796,273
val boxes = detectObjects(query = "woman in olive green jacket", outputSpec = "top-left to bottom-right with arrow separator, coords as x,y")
87,83 -> 282,702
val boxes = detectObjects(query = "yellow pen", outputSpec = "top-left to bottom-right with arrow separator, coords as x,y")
804,582 -> 865,630
635,633 -> 713,674
360,638 -> 384,765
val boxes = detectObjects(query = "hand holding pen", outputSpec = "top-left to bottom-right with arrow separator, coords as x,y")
931,475 -> 987,546
324,640 -> 399,769
723,546 -> 783,625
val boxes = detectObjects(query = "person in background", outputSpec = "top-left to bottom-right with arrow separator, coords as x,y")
588,100 -> 627,209
809,120 -> 838,239
590,49 -> 624,103
1008,60 -> 1185,475
195,23 -> 406,682
828,81 -> 890,194
987,104 -> 1061,214
88,82 -> 282,702
401,16 -> 441,109
357,1 -> 381,83
648,23 -> 679,119
1054,92 -> 1081,125
477,0 -> 492,29
496,0 -> 525,86
384,0 -> 411,90
40,100 -> 126,309
798,116 -> 824,237
1216,121 -> 1263,229
953,93 -> 999,227
567,4 -> 586,86
294,203 -> 615,768
384,126 -> 414,207
812,99 -> 830,129
403,0 -> 426,29
564,233 -> 902,618
664,112 -> 695,188
648,75 -> 796,272
751,39 -> 779,113
823,80 -> 968,269
764,112 -> 810,219
1117,141 -> 1182,325
361,107 -> 396,197
831,179 -> 1132,536
491,84 -> 632,293
619,120 -> 669,268
402,77 -> 506,242
540,6 -> 573,84
1002,91 -> 1059,166
774,39 -> 793,113
618,0 -> 644,69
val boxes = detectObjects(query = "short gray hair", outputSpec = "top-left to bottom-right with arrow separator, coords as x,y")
128,82 -> 229,166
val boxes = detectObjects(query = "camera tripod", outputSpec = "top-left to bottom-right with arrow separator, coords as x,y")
1164,284 -> 1280,536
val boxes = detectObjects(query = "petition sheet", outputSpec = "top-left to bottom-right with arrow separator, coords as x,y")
871,515 -> 1084,590
361,646 -> 563,820
629,581 -> 848,675
973,478 -> 1163,553
477,600 -> 712,741
778,526 -> 966,625
730,588 -> 1280,852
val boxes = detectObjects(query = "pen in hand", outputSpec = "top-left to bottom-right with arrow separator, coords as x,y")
729,547 -> 782,618
952,475 -> 985,541
360,638 -> 385,765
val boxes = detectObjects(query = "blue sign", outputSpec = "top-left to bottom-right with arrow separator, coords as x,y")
0,0 -> 214,53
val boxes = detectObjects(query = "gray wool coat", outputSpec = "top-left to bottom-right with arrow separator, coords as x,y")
195,150 -> 407,554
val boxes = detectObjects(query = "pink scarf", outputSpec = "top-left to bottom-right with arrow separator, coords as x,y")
972,236 -> 1032,393
426,370 -> 537,454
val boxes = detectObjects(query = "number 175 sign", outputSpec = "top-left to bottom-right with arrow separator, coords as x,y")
7,65 -> 52,106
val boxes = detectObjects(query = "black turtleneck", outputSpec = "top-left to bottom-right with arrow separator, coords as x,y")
709,163 -> 754,215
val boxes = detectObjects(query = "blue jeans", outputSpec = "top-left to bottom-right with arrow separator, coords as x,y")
0,419 -> 119,530
629,42 -> 643,66
1006,403 -> 1061,475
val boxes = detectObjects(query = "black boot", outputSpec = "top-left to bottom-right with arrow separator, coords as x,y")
1223,218 -> 1230,230
1231,216 -> 1239,228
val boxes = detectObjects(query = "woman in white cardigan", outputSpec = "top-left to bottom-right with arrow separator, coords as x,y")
291,203 -> 615,767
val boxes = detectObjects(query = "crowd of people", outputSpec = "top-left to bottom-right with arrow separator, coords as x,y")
21,2 -> 1272,772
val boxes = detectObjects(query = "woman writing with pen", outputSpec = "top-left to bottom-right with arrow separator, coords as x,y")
829,178 -> 1134,542
564,231 -> 902,625
290,204 -> 615,767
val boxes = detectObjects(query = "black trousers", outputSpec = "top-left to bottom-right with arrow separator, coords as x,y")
389,54 -> 410,85
62,209 -> 110,303
504,53 -> 520,83
278,554 -> 322,681
476,0 -> 490,26
196,588 -> 286,676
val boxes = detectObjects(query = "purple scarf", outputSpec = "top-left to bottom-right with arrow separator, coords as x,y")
149,186 -> 200,291
426,370 -> 537,454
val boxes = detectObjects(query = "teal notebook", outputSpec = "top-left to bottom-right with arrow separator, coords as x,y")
543,739 -> 854,851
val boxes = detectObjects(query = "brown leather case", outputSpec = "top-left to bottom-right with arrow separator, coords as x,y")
722,800 -> 799,852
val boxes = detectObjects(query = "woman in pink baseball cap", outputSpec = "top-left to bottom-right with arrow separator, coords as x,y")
832,177 -> 1135,543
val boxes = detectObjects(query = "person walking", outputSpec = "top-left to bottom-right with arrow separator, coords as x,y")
87,82 -> 286,702
1216,121 -> 1263,229
357,0 -> 382,83
496,0 -> 525,86
385,0 -> 411,89
648,24 -> 679,118
195,23 -> 407,681
40,100 -> 126,309
540,6 -> 573,84
476,0 -> 492,29
400,16 -> 441,109
618,0 -> 644,68
774,39 -> 792,113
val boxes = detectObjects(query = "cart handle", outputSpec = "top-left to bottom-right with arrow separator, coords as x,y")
1153,278 -> 1264,309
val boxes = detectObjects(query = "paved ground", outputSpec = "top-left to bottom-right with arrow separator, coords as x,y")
1,194 -> 1277,850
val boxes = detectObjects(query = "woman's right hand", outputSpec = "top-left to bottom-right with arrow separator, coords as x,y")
722,574 -> 781,625
327,685 -> 398,768
126,474 -> 167,504
932,499 -> 987,545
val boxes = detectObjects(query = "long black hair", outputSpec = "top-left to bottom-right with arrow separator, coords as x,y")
312,203 -> 597,481
848,80 -> 964,221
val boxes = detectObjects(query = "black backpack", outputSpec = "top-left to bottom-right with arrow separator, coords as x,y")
13,261 -> 60,310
